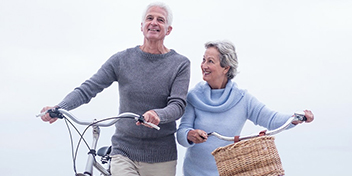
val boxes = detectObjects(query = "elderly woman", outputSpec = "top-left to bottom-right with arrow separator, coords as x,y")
176,40 -> 314,176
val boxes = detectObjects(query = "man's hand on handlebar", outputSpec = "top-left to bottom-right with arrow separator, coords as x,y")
136,110 -> 160,128
40,106 -> 59,124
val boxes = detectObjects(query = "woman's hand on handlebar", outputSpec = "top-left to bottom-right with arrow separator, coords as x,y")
292,109 -> 314,125
136,110 -> 160,128
303,110 -> 314,123
40,106 -> 59,124
187,129 -> 208,144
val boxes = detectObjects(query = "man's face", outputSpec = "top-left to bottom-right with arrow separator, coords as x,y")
141,6 -> 172,42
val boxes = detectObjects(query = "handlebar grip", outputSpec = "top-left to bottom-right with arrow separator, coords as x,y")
44,108 -> 65,119
136,116 -> 161,130
144,122 -> 161,130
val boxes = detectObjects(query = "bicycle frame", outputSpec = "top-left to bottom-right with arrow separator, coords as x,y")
37,109 -> 160,176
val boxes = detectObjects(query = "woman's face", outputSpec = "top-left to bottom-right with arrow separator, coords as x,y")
201,47 -> 229,89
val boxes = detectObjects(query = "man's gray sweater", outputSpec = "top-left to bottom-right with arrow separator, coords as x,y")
58,46 -> 190,162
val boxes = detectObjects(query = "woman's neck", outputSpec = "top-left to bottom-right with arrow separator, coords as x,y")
208,78 -> 228,89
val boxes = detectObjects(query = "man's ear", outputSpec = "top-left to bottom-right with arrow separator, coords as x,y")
166,26 -> 173,35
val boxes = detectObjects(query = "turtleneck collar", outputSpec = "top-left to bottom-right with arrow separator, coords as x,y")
187,80 -> 246,112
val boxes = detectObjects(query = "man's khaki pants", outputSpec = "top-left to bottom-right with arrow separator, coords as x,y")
110,154 -> 177,176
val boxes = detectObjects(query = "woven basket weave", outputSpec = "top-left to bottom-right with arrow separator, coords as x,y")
211,136 -> 285,176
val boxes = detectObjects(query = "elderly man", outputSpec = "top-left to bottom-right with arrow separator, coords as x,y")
40,2 -> 190,176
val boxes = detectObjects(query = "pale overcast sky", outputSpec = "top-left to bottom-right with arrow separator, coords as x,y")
1,0 -> 351,175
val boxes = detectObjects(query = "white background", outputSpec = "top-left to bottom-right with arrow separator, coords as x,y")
1,0 -> 351,175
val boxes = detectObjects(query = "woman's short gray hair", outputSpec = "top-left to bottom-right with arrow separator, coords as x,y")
142,2 -> 173,26
205,40 -> 238,79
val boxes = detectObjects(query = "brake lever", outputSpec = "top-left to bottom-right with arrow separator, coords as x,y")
36,108 -> 65,119
294,112 -> 307,121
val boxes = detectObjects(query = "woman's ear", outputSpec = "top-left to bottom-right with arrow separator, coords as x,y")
223,66 -> 230,74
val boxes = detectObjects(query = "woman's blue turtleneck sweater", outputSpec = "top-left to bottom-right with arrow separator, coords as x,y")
177,80 -> 293,176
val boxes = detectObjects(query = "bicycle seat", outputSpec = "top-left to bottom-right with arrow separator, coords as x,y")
97,146 -> 112,156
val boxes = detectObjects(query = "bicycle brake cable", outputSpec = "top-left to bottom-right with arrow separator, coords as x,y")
62,115 -> 150,175
63,117 -> 91,175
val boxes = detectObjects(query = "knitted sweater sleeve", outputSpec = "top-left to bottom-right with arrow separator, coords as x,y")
58,55 -> 117,110
246,93 -> 294,130
153,59 -> 191,124
176,102 -> 196,148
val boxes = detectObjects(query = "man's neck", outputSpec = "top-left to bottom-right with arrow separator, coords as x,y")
140,40 -> 170,54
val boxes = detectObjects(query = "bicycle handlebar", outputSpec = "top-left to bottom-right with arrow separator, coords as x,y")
36,108 -> 160,130
207,112 -> 306,142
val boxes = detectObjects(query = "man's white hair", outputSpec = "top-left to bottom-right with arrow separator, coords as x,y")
141,2 -> 173,26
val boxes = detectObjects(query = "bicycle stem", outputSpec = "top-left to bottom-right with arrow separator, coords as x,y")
83,125 -> 100,175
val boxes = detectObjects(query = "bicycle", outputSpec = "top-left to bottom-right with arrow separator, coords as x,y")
208,112 -> 307,176
36,108 -> 160,176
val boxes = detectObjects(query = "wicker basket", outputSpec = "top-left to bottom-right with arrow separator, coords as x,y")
211,136 -> 284,176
